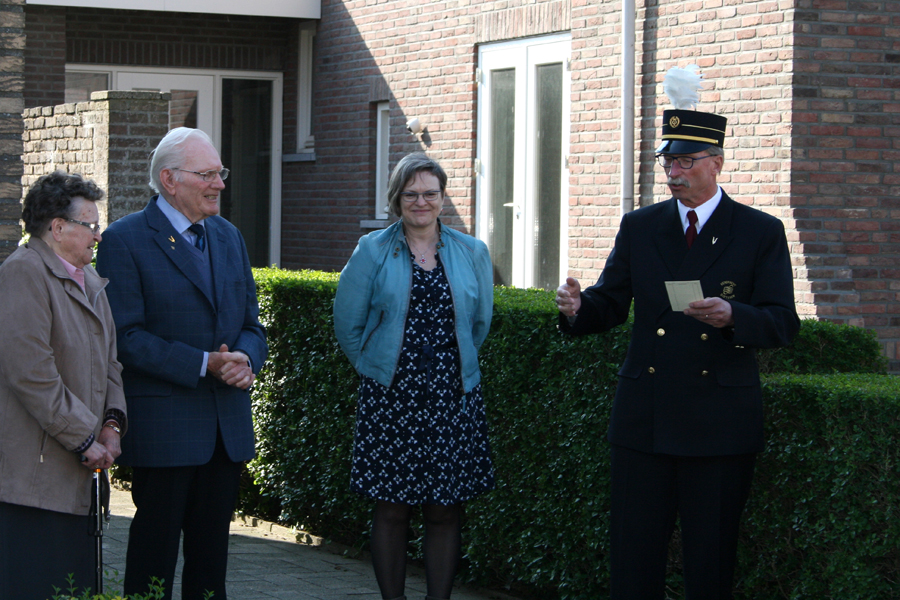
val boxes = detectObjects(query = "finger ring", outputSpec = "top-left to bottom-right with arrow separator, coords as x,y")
705,314 -> 709,318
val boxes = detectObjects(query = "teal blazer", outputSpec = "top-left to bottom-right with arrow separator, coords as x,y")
333,220 -> 493,394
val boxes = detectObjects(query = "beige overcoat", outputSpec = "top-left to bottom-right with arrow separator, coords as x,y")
0,237 -> 127,515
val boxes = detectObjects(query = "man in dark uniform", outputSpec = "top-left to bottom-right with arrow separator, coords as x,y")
555,106 -> 800,599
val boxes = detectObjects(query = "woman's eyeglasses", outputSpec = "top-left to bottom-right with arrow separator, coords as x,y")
400,191 -> 442,203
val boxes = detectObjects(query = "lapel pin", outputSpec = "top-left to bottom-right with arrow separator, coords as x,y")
712,237 -> 718,245
168,236 -> 176,243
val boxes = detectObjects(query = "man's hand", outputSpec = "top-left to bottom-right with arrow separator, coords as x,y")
81,441 -> 114,470
208,344 -> 255,390
556,277 -> 582,318
685,297 -> 734,329
97,424 -> 122,460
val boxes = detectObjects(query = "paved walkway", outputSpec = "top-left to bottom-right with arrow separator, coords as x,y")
102,486 -> 523,600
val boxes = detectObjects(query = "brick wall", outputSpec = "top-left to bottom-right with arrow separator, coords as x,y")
567,0 -> 795,282
791,2 -> 900,371
14,1 -> 898,368
22,91 -> 170,224
281,0 -> 572,272
294,0 -> 896,369
23,5 -> 65,109
0,0 -> 24,262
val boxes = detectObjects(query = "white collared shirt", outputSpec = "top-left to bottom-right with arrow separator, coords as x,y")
156,195 -> 206,248
677,186 -> 722,234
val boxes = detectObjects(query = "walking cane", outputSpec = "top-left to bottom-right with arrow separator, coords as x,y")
89,468 -> 104,595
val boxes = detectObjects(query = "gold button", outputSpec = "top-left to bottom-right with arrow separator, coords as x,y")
656,328 -> 665,336
701,333 -> 709,341
648,367 -> 655,374
701,370 -> 709,376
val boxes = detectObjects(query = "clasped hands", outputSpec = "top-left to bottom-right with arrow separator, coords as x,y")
208,343 -> 255,390
81,423 -> 121,470
555,276 -> 734,328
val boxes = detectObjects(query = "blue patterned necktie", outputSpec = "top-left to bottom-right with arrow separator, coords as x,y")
187,223 -> 205,252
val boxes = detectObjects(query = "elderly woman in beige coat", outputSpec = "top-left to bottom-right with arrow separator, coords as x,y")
0,171 -> 127,599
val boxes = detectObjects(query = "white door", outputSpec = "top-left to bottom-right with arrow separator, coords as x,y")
476,35 -> 571,290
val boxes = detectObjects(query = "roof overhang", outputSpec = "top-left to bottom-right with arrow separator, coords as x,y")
27,0 -> 320,19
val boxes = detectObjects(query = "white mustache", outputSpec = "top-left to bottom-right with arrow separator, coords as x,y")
668,176 -> 691,187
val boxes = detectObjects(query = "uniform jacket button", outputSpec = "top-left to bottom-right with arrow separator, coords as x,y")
701,370 -> 709,376
648,366 -> 655,374
656,328 -> 665,336
701,333 -> 709,341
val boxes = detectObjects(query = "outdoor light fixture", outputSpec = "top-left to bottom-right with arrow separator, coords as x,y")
406,117 -> 424,135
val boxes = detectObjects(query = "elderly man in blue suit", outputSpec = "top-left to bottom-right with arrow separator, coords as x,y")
556,107 -> 799,599
96,127 -> 267,600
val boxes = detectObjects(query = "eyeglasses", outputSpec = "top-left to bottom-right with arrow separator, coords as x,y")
400,190 -> 442,203
174,168 -> 230,182
656,155 -> 715,170
65,218 -> 102,235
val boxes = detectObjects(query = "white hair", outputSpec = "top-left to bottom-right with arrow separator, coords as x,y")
148,128 -> 216,194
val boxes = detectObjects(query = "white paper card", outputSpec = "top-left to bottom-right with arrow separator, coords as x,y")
665,280 -> 705,311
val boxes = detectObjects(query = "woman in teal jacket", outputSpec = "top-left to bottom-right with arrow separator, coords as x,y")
334,153 -> 494,600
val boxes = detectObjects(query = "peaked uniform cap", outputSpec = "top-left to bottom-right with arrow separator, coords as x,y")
655,109 -> 727,155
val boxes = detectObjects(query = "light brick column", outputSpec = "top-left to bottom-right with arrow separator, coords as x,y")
22,91 -> 170,227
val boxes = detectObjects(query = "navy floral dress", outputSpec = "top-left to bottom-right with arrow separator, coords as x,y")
350,254 -> 494,505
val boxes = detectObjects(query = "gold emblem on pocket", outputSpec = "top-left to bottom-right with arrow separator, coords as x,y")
720,280 -> 736,299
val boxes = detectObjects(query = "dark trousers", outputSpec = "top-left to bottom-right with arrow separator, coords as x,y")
0,501 -> 94,600
609,445 -> 756,600
124,433 -> 242,600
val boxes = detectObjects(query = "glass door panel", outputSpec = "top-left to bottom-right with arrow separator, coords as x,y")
221,78 -> 273,268
489,68 -> 516,286
533,63 -> 563,290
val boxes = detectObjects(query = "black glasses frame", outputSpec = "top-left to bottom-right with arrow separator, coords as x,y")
400,190 -> 442,203
656,154 -> 715,170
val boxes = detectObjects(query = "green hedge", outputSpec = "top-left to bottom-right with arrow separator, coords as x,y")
246,268 -> 897,599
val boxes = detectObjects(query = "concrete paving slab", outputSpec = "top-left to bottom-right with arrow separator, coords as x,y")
103,486 -> 524,600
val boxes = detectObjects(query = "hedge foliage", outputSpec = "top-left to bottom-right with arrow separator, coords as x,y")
246,268 -> 897,599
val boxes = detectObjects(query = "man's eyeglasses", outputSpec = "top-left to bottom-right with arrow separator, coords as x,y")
656,155 -> 715,170
400,190 -> 442,203
65,218 -> 102,235
174,168 -> 230,182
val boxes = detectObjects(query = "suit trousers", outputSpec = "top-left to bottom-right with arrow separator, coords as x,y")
124,432 -> 242,600
609,444 -> 756,600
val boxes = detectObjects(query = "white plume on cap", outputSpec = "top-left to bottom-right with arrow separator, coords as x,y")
663,65 -> 703,110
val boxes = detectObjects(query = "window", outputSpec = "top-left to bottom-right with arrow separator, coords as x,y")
375,101 -> 390,220
65,71 -> 109,103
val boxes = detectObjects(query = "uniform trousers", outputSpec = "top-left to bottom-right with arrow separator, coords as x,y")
609,444 -> 756,600
124,432 -> 242,600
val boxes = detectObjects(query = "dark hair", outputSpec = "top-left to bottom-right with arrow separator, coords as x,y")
22,171 -> 105,235
386,152 -> 448,218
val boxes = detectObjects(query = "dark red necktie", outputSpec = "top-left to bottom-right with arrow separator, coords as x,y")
685,210 -> 698,248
